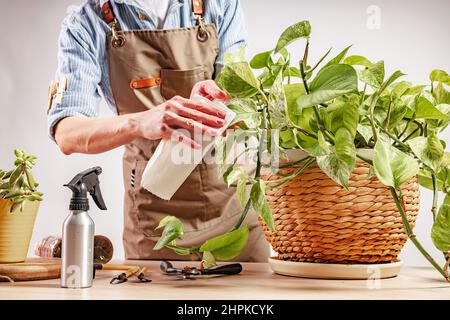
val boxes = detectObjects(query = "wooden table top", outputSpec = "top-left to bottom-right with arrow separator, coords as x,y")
1,259 -> 449,300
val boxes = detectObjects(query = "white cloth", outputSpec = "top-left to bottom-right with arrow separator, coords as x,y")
141,95 -> 236,200
133,0 -> 171,28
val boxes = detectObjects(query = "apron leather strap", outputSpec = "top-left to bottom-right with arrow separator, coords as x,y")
102,0 -> 204,22
101,1 -> 116,25
192,0 -> 209,42
192,0 -> 204,16
101,1 -> 126,48
101,0 -> 207,45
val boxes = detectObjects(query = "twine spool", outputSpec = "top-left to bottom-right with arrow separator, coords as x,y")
260,162 -> 419,264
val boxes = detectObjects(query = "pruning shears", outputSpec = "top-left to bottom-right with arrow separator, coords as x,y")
94,263 -> 152,285
160,260 -> 242,280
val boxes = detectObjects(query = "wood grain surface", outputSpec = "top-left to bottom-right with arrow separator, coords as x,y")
0,262 -> 60,282
0,259 -> 449,300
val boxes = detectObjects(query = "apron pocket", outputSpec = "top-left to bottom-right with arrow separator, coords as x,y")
160,66 -> 207,100
132,159 -> 206,237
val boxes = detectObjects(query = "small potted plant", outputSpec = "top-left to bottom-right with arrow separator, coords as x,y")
0,150 -> 43,263
154,21 -> 450,281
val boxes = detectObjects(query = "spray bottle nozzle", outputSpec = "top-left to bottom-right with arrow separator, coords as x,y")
64,166 -> 107,211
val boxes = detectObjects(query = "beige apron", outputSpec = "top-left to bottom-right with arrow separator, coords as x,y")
101,1 -> 269,261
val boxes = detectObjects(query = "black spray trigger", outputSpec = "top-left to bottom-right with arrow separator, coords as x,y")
90,183 -> 106,210
64,167 -> 107,211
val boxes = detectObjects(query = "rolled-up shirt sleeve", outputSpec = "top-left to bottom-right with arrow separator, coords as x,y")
215,0 -> 248,69
47,14 -> 102,140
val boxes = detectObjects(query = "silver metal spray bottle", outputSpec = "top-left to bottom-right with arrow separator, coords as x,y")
61,167 -> 107,288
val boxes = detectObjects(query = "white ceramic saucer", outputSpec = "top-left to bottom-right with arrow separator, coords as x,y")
268,257 -> 403,280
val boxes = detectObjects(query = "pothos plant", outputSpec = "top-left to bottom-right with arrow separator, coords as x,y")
154,21 -> 450,279
0,150 -> 43,212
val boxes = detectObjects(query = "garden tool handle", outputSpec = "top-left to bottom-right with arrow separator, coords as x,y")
160,260 -> 176,273
203,263 -> 242,275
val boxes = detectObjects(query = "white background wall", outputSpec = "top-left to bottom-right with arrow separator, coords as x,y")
0,0 -> 449,266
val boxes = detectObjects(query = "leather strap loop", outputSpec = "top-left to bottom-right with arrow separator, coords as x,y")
130,77 -> 162,89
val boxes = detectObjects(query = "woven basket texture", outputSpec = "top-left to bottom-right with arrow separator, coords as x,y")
260,162 -> 419,264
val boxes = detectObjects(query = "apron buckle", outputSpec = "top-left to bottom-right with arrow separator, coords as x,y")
111,19 -> 126,48
195,15 -> 209,43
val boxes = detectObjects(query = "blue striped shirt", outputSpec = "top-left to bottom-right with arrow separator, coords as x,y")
47,0 -> 247,138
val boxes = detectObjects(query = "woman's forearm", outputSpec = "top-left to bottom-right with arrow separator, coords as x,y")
53,87 -> 230,156
54,114 -> 142,155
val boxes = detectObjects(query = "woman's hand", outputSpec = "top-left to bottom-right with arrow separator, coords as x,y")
54,85 -> 229,155
191,80 -> 230,103
135,95 -> 227,149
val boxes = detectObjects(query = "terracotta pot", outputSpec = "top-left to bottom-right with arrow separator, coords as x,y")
0,199 -> 40,263
260,149 -> 419,264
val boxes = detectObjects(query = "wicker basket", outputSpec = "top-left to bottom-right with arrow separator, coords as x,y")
260,160 -> 419,264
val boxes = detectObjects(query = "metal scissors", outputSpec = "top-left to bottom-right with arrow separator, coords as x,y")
94,263 -> 152,285
160,260 -> 242,280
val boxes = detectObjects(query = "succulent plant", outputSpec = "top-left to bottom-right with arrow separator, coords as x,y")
0,150 -> 43,212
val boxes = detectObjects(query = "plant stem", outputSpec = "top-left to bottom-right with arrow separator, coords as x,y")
431,174 -> 438,221
369,96 -> 379,144
370,117 -> 410,149
412,120 -> 424,135
398,119 -> 411,140
402,127 -> 420,142
385,98 -> 393,130
381,127 -> 410,149
312,105 -> 322,124
389,187 -> 448,281
278,156 -> 310,169
303,39 -> 310,69
258,88 -> 269,107
357,156 -> 447,280
299,60 -> 310,94
266,158 -> 315,189
233,198 -> 252,230
359,83 -> 368,106
356,154 -> 373,165
299,51 -> 332,143
322,129 -> 335,144
306,47 -> 332,75
232,102 -> 270,231
256,109 -> 268,178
